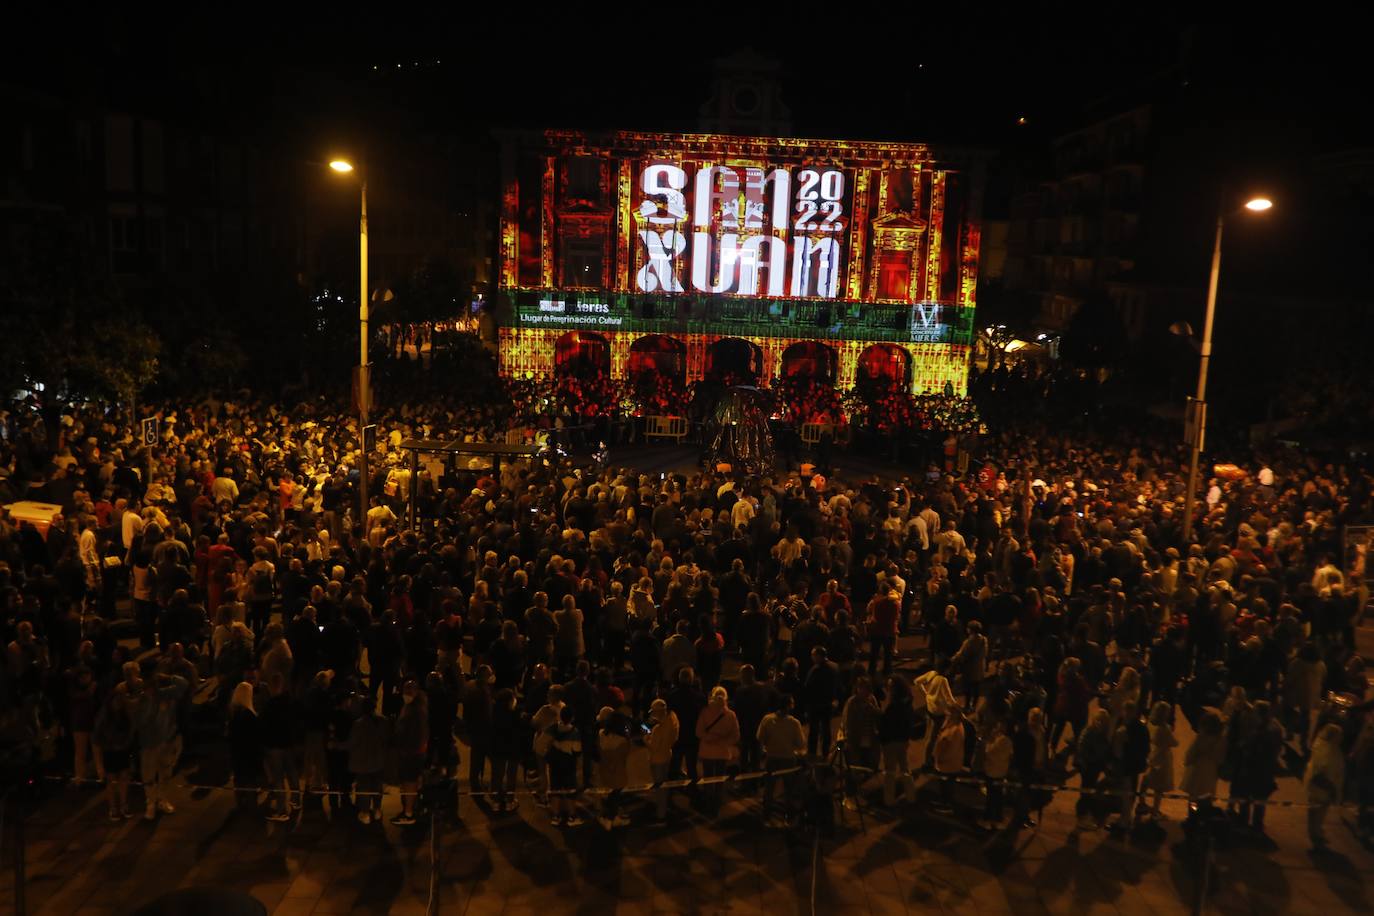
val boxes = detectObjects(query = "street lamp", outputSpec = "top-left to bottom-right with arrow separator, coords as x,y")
1179,194 -> 1273,543
328,157 -> 371,524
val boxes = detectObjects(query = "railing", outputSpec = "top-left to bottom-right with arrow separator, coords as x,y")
644,416 -> 689,443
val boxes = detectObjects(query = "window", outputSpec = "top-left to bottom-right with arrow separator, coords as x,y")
109,213 -> 138,273
566,157 -> 602,203
876,250 -> 911,300
561,234 -> 604,287
145,216 -> 164,267
109,215 -> 135,252
75,121 -> 92,163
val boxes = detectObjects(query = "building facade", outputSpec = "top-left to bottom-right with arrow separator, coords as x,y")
495,129 -> 984,397
1001,105 -> 1149,336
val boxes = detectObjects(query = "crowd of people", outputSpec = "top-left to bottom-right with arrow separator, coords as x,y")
1,386 -> 1372,850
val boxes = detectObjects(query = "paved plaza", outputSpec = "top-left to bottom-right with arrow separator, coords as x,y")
5,719 -> 1372,916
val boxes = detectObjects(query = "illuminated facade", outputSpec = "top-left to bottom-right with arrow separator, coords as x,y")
497,129 -> 984,395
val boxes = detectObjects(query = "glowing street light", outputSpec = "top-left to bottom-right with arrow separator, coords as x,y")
328,157 -> 371,519
1180,193 -> 1274,541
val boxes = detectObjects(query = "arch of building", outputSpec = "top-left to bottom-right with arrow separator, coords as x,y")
856,343 -> 912,389
626,334 -> 687,386
780,340 -> 838,384
705,337 -> 764,383
553,331 -> 610,376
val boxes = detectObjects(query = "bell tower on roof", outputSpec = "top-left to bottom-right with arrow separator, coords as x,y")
697,50 -> 792,137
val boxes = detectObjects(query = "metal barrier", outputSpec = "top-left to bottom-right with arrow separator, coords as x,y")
645,416 -> 689,443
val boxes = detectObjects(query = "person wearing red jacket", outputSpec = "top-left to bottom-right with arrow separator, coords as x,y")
1050,657 -> 1092,762
866,587 -> 901,676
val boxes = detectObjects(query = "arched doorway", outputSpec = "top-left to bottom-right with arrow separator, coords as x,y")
781,341 -> 837,384
857,343 -> 911,390
705,338 -> 763,384
627,334 -> 686,387
553,331 -> 610,377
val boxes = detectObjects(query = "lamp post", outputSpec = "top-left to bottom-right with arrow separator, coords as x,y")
329,158 -> 370,524
1179,195 -> 1272,543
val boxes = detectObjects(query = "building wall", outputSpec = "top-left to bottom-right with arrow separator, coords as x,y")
499,327 -> 970,395
496,129 -> 985,395
1001,105 -> 1150,334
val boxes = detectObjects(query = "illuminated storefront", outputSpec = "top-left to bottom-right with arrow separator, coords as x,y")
496,129 -> 983,396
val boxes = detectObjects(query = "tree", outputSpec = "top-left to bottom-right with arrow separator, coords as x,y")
0,224 -> 161,446
405,256 -> 468,335
974,284 -> 1033,370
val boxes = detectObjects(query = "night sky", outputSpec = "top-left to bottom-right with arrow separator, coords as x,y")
11,16 -> 1365,148
4,13 -> 1369,424
9,14 -> 1370,304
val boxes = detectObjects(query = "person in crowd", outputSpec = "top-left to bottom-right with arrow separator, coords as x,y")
1181,709 -> 1226,804
1109,700 -> 1150,832
1285,643 -> 1326,755
917,665 -> 957,769
66,663 -> 101,783
932,706 -> 967,811
94,691 -> 135,821
1232,699 -> 1284,834
349,695 -> 389,825
879,675 -> 920,807
391,678 -> 429,826
980,719 -> 1013,829
646,697 -> 680,824
931,605 -> 963,672
228,681 -> 263,810
1075,709 -> 1113,830
1011,707 -> 1049,828
424,671 -> 458,775
546,705 -> 583,827
757,694 -> 806,825
696,685 -> 740,807
804,646 -> 839,759
732,664 -> 772,775
667,667 -> 705,781
259,672 -> 299,822
951,620 -> 988,710
530,683 -> 565,807
1304,722 -> 1346,850
2,388 -> 1371,864
461,664 -> 495,793
595,706 -> 632,829
553,593 -> 585,679
1050,657 -> 1091,762
122,660 -> 188,820
489,687 -> 521,813
839,675 -> 880,774
865,586 -> 901,676
1141,701 -> 1177,821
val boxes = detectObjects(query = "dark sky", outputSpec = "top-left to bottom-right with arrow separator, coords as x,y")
9,12 -> 1368,302
10,14 -> 1365,151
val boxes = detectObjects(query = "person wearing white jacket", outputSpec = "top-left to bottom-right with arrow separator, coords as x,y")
1305,723 -> 1346,849
981,722 -> 1013,827
916,667 -> 957,768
